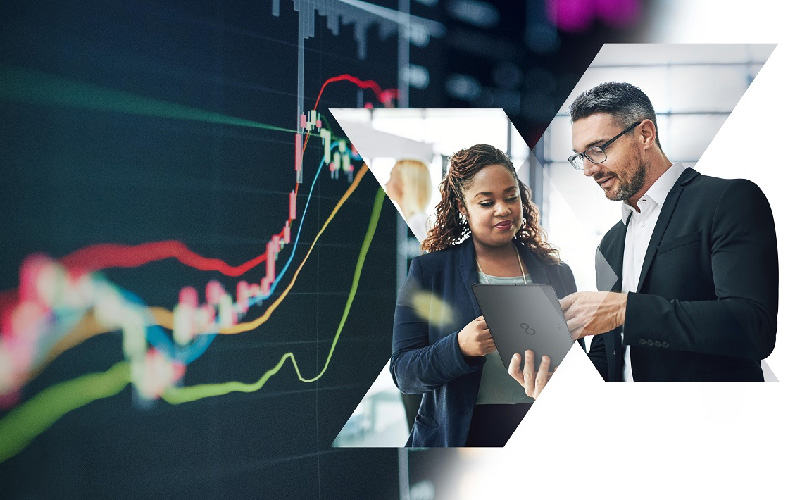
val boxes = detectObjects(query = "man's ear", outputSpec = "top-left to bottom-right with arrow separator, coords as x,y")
638,119 -> 657,150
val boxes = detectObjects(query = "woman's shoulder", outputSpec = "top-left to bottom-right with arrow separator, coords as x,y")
413,244 -> 459,264
552,260 -> 572,273
516,242 -> 575,290
540,260 -> 574,281
543,259 -> 576,293
516,241 -> 568,269
411,240 -> 469,272
539,256 -> 573,280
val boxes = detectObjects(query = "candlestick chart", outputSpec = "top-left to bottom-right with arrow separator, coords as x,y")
0,0 -> 431,498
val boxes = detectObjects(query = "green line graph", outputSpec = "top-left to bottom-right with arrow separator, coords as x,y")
163,187 -> 386,404
0,187 -> 386,463
0,362 -> 131,463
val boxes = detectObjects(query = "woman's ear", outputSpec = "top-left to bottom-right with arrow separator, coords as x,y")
456,198 -> 467,216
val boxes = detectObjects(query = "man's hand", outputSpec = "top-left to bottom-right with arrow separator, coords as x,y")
508,350 -> 551,399
559,291 -> 627,340
458,316 -> 496,357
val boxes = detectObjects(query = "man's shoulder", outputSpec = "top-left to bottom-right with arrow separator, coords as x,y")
680,171 -> 767,209
681,170 -> 760,194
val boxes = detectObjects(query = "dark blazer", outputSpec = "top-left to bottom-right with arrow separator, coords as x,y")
390,237 -> 577,447
588,168 -> 778,382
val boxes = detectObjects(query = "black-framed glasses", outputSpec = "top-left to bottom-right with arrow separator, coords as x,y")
568,121 -> 641,170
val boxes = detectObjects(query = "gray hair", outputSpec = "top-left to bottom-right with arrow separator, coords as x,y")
569,82 -> 662,149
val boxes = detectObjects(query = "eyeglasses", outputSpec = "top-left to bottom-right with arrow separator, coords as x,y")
568,121 -> 641,170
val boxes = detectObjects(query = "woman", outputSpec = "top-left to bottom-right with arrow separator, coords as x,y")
385,158 -> 433,242
390,144 -> 576,447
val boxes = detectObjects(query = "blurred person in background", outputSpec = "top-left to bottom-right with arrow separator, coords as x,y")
386,158 -> 433,242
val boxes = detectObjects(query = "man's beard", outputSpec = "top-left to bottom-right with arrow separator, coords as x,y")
607,160 -> 647,202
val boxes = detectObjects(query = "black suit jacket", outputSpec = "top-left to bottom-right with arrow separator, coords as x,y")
390,238 -> 577,446
588,168 -> 778,382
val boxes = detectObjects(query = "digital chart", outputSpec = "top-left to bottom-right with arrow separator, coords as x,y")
0,1 -> 412,497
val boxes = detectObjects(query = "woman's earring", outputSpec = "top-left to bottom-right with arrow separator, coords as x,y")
520,216 -> 526,228
459,213 -> 468,227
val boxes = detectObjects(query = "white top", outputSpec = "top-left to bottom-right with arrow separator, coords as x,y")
620,163 -> 687,382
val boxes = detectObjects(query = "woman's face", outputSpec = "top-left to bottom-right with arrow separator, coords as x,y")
386,167 -> 403,204
459,164 -> 522,249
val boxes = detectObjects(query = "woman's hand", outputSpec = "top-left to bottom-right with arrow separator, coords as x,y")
508,350 -> 551,399
457,316 -> 497,357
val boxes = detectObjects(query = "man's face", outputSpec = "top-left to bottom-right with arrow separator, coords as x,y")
571,113 -> 647,205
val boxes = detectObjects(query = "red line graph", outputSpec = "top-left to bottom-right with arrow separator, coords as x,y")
312,74 -> 398,111
297,73 -> 397,196
60,241 -> 265,276
0,242 -> 265,322
0,73 -> 391,294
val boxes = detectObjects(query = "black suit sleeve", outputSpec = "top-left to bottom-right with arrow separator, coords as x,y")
623,179 -> 778,360
390,257 -> 484,394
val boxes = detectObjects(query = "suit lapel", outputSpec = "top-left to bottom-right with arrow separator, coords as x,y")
636,168 -> 698,292
458,238 -> 482,317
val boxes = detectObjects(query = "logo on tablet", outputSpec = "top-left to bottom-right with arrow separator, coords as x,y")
520,323 -> 536,336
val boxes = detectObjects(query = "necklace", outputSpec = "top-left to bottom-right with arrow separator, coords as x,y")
476,244 -> 527,284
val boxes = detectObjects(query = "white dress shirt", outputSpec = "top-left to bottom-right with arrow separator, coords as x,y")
620,163 -> 687,382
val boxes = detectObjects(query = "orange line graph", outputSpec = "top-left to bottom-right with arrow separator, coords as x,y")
220,163 -> 368,334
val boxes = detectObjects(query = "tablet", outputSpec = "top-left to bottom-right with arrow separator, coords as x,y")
472,283 -> 573,372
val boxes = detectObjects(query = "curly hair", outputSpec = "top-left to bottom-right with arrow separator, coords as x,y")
421,144 -> 560,264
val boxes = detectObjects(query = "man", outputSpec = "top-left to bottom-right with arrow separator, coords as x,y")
560,82 -> 778,382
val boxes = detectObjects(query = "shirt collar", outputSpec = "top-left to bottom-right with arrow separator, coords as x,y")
621,163 -> 688,224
